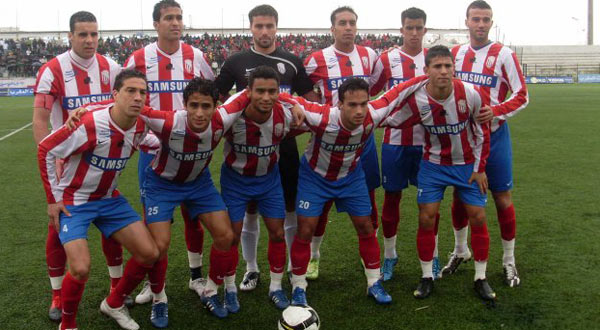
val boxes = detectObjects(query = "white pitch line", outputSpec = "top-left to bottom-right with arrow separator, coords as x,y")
0,122 -> 33,141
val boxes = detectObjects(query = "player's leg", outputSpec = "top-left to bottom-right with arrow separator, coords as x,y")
290,214 -> 319,306
239,202 -> 261,289
45,223 -> 66,322
181,204 -> 206,294
361,134 -> 381,233
101,234 -> 132,307
134,151 -> 154,305
279,137 -> 300,274
307,200 -> 332,280
223,219 -> 242,313
442,189 -> 471,276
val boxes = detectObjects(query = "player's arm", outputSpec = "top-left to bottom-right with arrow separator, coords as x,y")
368,75 -> 428,125
490,50 -> 529,120
33,94 -> 54,144
290,56 -> 319,102
369,54 -> 389,97
215,59 -> 237,103
468,88 -> 490,194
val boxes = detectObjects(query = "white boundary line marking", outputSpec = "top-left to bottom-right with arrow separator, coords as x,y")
0,122 -> 32,141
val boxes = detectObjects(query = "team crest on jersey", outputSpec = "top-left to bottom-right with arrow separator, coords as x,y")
485,56 -> 496,69
213,129 -> 223,142
101,70 -> 110,85
458,100 -> 467,114
274,123 -> 284,138
277,63 -> 286,75
362,56 -> 369,68
184,59 -> 193,74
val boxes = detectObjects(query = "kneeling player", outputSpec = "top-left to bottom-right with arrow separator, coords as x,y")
38,70 -> 160,330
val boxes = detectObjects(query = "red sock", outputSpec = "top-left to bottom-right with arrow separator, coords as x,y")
434,213 -> 440,236
451,190 -> 469,230
471,223 -> 490,261
209,245 -> 233,285
416,227 -> 435,262
149,256 -> 168,294
102,235 -> 123,267
314,200 -> 334,236
368,190 -> 379,230
61,272 -> 87,329
291,236 -> 311,275
46,224 -> 66,278
183,204 -> 204,254
226,245 -> 239,277
497,204 -> 516,241
107,258 -> 152,308
381,191 -> 401,238
53,289 -> 61,298
268,240 -> 286,273
358,233 -> 381,269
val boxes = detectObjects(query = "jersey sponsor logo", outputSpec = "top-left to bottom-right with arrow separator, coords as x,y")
101,70 -> 110,86
168,148 -> 213,161
423,120 -> 469,135
318,139 -> 364,152
455,71 -> 498,88
388,77 -> 407,89
86,154 -> 130,171
326,75 -> 369,90
277,62 -> 286,75
62,93 -> 113,110
232,143 -> 278,157
184,59 -> 193,74
147,80 -> 190,93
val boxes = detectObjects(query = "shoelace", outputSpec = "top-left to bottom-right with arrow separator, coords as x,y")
505,264 -> 516,279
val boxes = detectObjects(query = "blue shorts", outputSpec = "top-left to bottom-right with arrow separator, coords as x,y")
360,134 -> 381,191
417,160 -> 488,207
296,157 -> 372,217
381,144 -> 422,192
486,123 -> 513,192
220,164 -> 286,222
59,195 -> 140,244
143,168 -> 226,224
138,151 -> 155,203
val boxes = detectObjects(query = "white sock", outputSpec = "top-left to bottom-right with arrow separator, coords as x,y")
153,288 -> 168,303
224,275 -> 237,292
290,274 -> 307,290
310,235 -> 324,260
204,278 -> 219,297
108,265 -> 123,279
383,235 -> 397,259
50,275 -> 64,290
364,268 -> 380,287
474,260 -> 487,281
269,271 -> 283,292
502,239 -> 516,265
454,227 -> 469,255
241,212 -> 260,272
434,234 -> 439,258
187,251 -> 203,268
284,211 -> 297,272
420,259 -> 433,279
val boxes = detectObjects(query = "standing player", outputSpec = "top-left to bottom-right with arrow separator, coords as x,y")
287,76 -> 428,306
124,0 -> 216,303
215,4 -> 317,291
32,11 -> 127,321
443,0 -> 528,288
369,7 -> 441,282
38,70 -> 160,330
378,45 -> 495,301
302,6 -> 380,280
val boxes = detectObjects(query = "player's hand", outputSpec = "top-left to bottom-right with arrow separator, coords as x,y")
290,104 -> 305,128
47,202 -> 71,232
468,172 -> 488,195
65,107 -> 88,130
476,105 -> 493,124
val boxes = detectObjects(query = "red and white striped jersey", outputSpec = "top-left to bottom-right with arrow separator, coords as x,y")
304,45 -> 378,105
222,98 -> 299,176
124,41 -> 215,111
34,51 -> 121,131
452,42 -> 528,132
143,91 -> 250,183
370,48 -> 428,146
293,76 -> 428,181
381,79 -> 490,172
38,105 -> 148,205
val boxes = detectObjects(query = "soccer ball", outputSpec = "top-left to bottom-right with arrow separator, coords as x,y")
278,305 -> 320,330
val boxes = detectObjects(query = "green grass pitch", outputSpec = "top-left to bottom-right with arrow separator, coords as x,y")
0,84 -> 598,329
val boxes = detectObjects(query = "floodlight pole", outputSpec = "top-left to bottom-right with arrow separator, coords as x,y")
588,0 -> 593,45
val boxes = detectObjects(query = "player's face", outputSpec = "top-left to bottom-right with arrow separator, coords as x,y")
331,11 -> 357,47
186,93 -> 216,133
339,89 -> 369,130
68,22 -> 99,60
466,8 -> 493,43
113,78 -> 147,119
425,56 -> 454,89
401,18 -> 427,50
154,6 -> 183,41
248,78 -> 279,114
251,15 -> 277,50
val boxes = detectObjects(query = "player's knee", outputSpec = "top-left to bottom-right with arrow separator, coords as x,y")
469,210 -> 487,227
354,218 -> 374,235
268,227 -> 285,242
69,261 -> 91,281
155,238 -> 171,258
418,213 -> 436,229
213,229 -> 234,250
492,191 -> 512,209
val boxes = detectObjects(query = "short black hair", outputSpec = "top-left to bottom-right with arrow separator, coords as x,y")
114,69 -> 147,91
248,65 -> 280,88
69,11 -> 97,33
466,0 -> 492,18
183,78 -> 219,105
401,7 -> 426,26
153,0 -> 181,22
248,4 -> 278,25
338,78 -> 369,102
425,45 -> 453,66
330,6 -> 357,26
